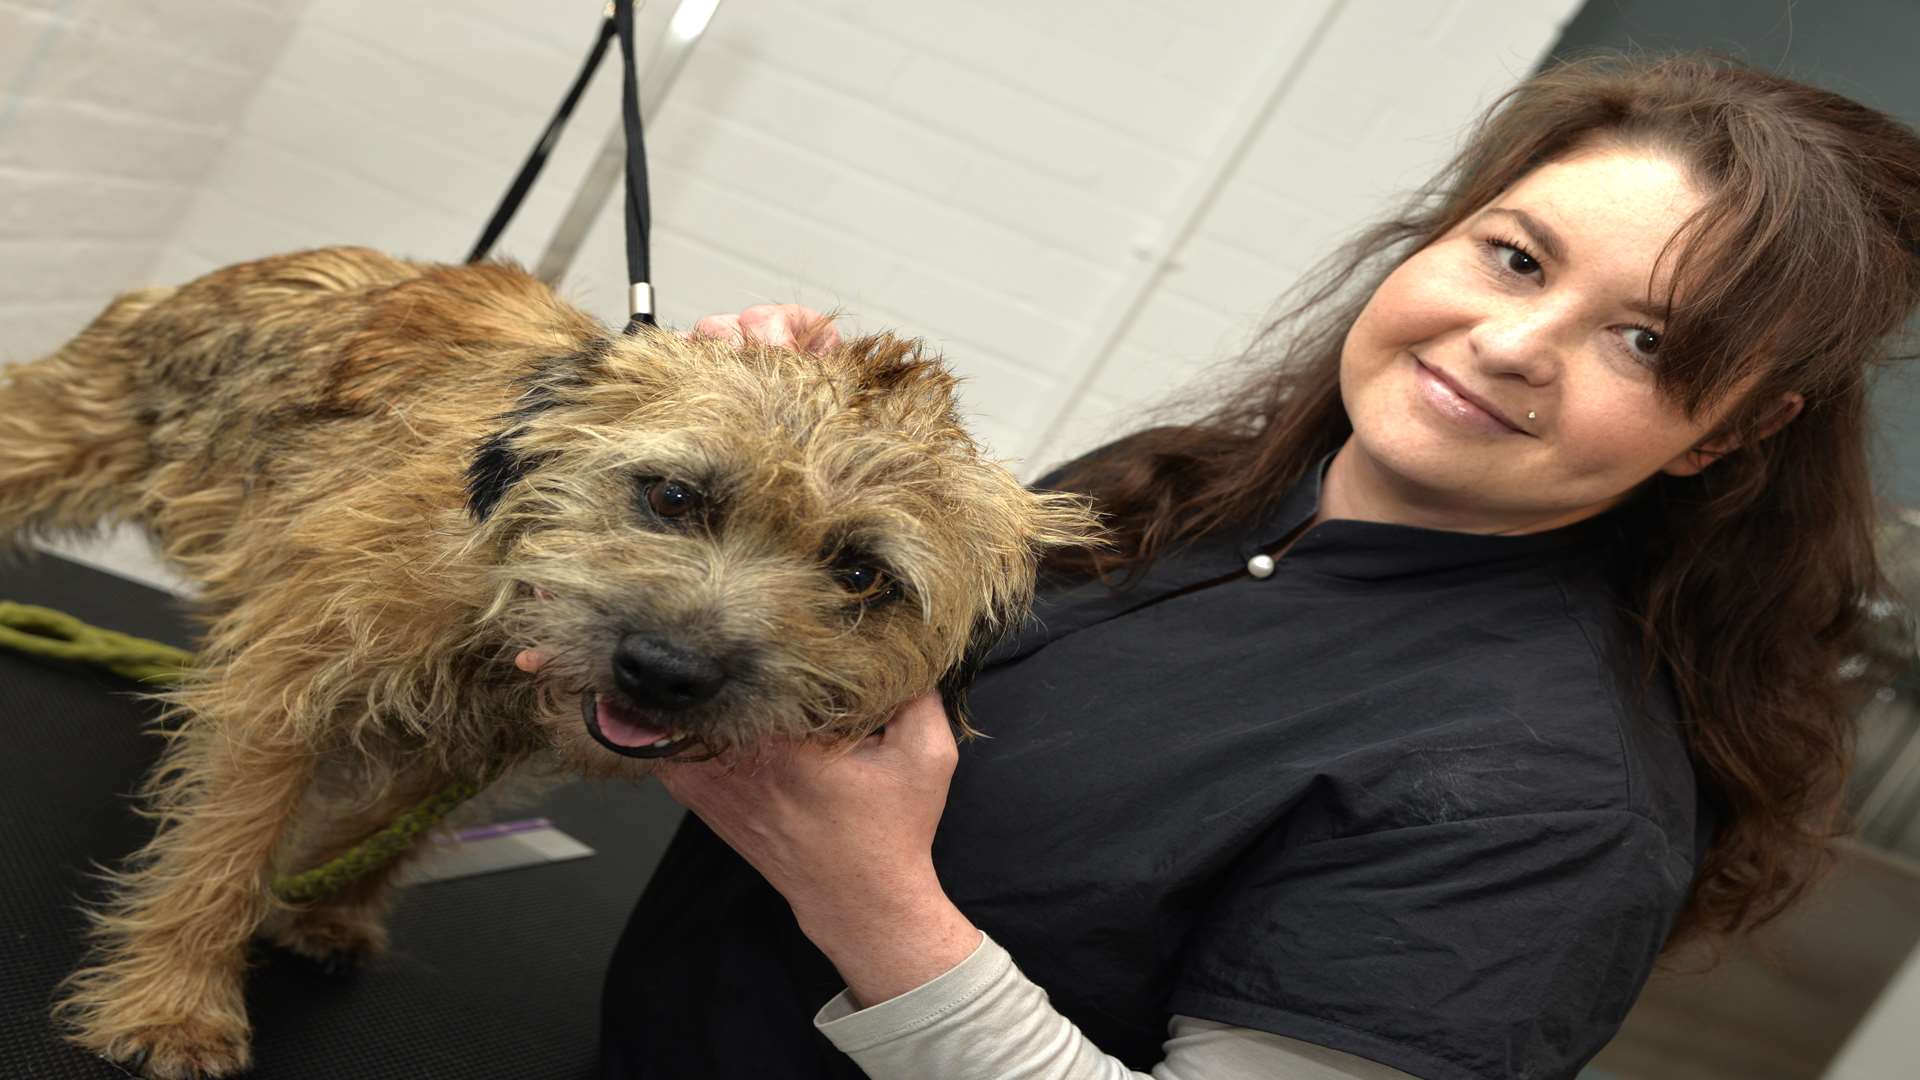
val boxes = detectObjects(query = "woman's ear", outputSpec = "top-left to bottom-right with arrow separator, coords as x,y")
1660,391 -> 1804,477
1754,391 -> 1806,441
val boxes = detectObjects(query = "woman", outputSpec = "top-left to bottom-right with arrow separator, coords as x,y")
570,53 -> 1920,1079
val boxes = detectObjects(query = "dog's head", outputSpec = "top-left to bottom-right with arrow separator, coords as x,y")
462,326 -> 1099,772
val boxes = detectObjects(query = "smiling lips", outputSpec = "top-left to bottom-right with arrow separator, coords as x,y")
1414,356 -> 1532,436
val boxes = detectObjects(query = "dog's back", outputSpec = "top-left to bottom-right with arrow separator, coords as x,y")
0,247 -> 602,586
0,278 -> 175,550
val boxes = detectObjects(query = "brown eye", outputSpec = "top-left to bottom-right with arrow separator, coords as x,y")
646,479 -> 701,519
834,562 -> 894,603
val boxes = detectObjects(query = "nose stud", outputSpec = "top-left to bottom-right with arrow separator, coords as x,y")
1527,411 -> 1537,422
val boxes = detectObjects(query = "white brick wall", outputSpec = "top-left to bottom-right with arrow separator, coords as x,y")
3,0 -> 1581,590
0,0 -> 311,359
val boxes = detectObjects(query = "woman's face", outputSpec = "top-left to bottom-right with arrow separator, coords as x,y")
1337,145 -> 1749,534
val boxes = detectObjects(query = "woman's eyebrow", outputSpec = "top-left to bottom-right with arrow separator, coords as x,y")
1484,207 -> 1563,261
1622,295 -> 1669,320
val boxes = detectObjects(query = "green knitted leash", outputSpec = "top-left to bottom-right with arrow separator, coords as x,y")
269,767 -> 501,904
0,600 -> 499,903
0,601 -> 194,683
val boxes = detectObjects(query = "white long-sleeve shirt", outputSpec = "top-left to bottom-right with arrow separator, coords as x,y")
816,933 -> 1419,1080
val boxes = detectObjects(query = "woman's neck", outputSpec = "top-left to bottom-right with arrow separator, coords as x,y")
1314,439 -> 1610,536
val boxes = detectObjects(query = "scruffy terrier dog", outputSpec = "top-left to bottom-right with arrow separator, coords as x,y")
0,247 -> 1096,1078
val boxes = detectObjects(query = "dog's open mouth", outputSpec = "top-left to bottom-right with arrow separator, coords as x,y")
581,690 -> 696,759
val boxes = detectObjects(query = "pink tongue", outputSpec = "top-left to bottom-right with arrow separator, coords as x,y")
595,698 -> 674,748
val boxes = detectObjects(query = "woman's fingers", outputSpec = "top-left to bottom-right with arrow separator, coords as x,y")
686,304 -> 838,354
801,318 -> 842,353
749,305 -> 839,354
876,691 -> 958,767
687,313 -> 745,345
737,304 -> 800,347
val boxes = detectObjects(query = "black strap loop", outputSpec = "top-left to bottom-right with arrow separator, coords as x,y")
468,1 -> 654,330
613,0 -> 655,330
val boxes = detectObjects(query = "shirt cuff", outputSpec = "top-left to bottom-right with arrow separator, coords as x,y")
813,930 -> 1000,1051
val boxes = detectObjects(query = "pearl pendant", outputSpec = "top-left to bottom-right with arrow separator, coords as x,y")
1247,553 -> 1275,579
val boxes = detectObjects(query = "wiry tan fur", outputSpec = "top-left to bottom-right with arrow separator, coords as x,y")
0,247 -> 1097,1078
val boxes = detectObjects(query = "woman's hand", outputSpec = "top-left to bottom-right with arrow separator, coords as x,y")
657,692 -> 982,1008
685,303 -> 842,354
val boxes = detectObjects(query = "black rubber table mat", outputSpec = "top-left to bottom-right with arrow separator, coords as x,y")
1,552 -> 686,1078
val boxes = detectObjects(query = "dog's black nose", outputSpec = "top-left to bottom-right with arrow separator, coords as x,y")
611,634 -> 727,710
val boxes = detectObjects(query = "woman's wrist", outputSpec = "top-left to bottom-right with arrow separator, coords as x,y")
793,869 -> 983,1009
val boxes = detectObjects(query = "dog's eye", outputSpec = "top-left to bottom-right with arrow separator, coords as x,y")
833,563 -> 894,603
644,479 -> 702,520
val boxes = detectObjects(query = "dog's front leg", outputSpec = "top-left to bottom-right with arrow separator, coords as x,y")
54,720 -> 314,1079
261,760 -> 461,972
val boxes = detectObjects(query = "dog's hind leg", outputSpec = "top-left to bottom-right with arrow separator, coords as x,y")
53,711 -> 312,1079
0,290 -> 167,550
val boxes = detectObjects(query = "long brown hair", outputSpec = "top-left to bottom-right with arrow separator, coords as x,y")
1049,52 -> 1920,953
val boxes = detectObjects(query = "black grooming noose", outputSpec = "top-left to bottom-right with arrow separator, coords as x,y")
468,0 -> 655,332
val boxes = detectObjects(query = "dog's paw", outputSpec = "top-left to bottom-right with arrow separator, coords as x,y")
56,961 -> 254,1079
262,904 -> 389,973
80,1017 -> 253,1079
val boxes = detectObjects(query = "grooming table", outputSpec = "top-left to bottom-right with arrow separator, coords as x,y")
0,553 -> 684,1079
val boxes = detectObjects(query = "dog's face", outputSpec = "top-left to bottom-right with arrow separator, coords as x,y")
462,327 -> 1097,774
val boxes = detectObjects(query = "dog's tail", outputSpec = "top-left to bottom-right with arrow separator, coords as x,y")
0,287 -> 172,551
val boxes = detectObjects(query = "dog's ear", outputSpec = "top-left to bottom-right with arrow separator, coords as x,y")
465,351 -> 598,521
466,424 -> 552,522
937,614 -> 1020,738
838,332 -> 957,406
